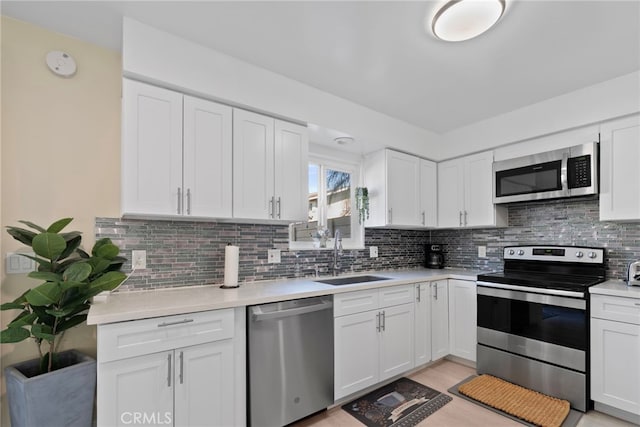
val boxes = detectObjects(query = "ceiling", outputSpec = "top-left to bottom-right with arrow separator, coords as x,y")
2,1 -> 639,135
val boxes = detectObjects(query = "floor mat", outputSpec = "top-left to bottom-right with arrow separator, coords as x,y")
342,377 -> 452,427
448,375 -> 583,427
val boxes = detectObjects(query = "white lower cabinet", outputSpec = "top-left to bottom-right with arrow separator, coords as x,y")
96,308 -> 244,427
448,279 -> 477,362
334,286 -> 415,400
431,280 -> 450,361
591,294 -> 640,421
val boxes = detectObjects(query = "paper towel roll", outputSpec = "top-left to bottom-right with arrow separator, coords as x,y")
223,245 -> 239,288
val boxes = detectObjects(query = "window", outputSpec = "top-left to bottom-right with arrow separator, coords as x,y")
289,157 -> 363,250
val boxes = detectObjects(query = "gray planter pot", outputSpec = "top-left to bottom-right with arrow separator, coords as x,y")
4,349 -> 96,427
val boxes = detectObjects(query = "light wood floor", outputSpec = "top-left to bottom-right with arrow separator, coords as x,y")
293,360 -> 636,427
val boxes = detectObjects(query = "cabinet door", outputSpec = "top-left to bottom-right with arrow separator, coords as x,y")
174,340 -> 235,427
122,79 -> 183,216
437,159 -> 464,228
414,283 -> 432,367
379,303 -> 415,381
97,351 -> 174,427
448,279 -> 477,362
420,159 -> 438,227
183,96 -> 232,218
386,150 -> 421,226
334,311 -> 379,400
233,109 -> 275,219
464,151 -> 495,227
600,115 -> 640,221
274,120 -> 308,221
431,281 -> 450,360
591,318 -> 640,414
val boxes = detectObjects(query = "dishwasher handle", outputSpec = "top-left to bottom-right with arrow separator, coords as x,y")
250,299 -> 332,322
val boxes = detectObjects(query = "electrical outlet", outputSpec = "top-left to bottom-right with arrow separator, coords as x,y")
478,245 -> 487,258
132,250 -> 147,269
268,249 -> 281,264
369,246 -> 378,258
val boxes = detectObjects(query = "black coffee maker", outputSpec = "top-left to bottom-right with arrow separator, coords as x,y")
424,244 -> 445,269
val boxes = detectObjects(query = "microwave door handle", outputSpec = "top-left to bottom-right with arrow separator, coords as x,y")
561,151 -> 569,196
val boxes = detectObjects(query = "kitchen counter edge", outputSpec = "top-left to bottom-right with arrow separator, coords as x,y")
87,269 -> 479,325
590,280 -> 640,299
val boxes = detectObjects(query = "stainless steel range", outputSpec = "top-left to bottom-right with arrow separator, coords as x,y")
476,245 -> 606,412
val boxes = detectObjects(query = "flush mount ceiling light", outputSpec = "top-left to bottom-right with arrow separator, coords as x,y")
334,136 -> 354,146
431,0 -> 506,42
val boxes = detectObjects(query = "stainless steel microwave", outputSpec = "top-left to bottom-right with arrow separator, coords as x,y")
493,142 -> 598,204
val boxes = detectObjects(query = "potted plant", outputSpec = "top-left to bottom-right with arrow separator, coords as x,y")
1,218 -> 127,427
355,187 -> 370,225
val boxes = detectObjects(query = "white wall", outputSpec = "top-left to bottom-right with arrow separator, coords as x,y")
439,71 -> 640,160
122,18 -> 442,159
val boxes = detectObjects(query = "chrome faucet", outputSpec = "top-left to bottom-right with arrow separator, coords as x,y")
332,230 -> 343,276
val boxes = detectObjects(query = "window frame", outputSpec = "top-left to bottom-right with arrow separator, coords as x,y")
289,155 -> 364,250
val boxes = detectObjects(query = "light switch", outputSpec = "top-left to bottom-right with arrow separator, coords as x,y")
370,246 -> 378,258
6,252 -> 35,274
478,246 -> 487,258
268,249 -> 281,264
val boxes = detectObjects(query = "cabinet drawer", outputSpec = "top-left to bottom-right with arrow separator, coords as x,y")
98,308 -> 235,362
592,295 -> 640,325
379,285 -> 414,308
334,289 -> 379,317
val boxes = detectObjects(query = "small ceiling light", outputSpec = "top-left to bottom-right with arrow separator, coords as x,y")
334,136 -> 354,146
431,0 -> 506,42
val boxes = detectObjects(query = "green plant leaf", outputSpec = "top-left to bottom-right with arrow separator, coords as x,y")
89,271 -> 127,293
25,282 -> 62,306
20,254 -> 53,271
76,248 -> 90,259
46,218 -> 73,233
8,311 -> 37,327
0,302 -> 26,310
59,235 -> 82,260
95,243 -> 119,259
32,232 -> 66,261
31,306 -> 56,326
91,238 -> 112,256
31,324 -> 55,341
59,280 -> 83,292
56,314 -> 88,333
28,271 -> 62,281
18,220 -> 46,233
0,327 -> 31,343
87,257 -> 111,276
45,306 -> 80,318
62,262 -> 92,283
6,227 -> 37,246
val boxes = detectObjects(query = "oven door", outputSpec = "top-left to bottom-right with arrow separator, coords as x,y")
477,285 -> 587,372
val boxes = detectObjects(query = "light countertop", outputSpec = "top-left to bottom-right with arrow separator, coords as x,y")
590,280 -> 640,299
87,268 -> 479,325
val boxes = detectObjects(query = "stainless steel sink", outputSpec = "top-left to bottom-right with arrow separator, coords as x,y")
314,275 -> 391,286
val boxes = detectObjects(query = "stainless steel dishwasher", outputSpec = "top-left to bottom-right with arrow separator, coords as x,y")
248,296 -> 334,427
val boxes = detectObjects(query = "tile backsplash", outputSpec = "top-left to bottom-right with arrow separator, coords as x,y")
97,196 -> 640,292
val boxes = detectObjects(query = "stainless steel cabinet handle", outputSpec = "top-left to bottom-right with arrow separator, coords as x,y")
179,351 -> 184,384
376,312 -> 381,332
422,211 -> 425,226
635,303 -> 640,306
167,353 -> 172,387
459,211 -> 462,227
434,283 -> 438,300
186,189 -> 191,215
416,284 -> 421,302
269,197 -> 274,218
177,188 -> 182,214
464,210 -> 468,226
381,310 -> 386,332
157,319 -> 194,328
277,197 -> 281,219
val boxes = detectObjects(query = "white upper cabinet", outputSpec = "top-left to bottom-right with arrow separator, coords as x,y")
122,79 -> 183,216
233,109 -> 308,221
599,114 -> 640,221
183,97 -> 233,217
122,79 -> 232,218
437,150 -> 507,228
364,149 -> 436,227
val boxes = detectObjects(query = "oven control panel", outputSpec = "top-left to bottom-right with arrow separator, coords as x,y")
503,246 -> 604,264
